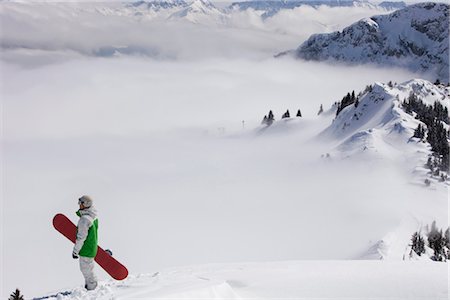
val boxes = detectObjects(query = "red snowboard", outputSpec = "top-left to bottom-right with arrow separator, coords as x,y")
53,213 -> 128,280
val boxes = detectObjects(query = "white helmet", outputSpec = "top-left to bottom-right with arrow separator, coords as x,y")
78,195 -> 93,208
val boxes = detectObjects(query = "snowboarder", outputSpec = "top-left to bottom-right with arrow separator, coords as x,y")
72,195 -> 98,290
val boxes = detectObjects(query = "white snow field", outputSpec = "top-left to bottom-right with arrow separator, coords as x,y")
34,260 -> 448,299
1,1 -> 449,299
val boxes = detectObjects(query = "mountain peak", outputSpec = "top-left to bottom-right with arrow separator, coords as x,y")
168,0 -> 224,23
287,3 -> 450,82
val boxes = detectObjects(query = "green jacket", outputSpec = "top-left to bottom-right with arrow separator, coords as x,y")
73,207 -> 98,258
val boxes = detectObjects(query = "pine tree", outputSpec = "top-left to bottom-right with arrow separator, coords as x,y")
282,110 -> 290,119
296,109 -> 302,117
9,289 -> 24,300
413,124 -> 425,139
411,232 -> 425,256
444,228 -> 450,259
428,221 -> 445,261
426,157 -> 433,169
401,92 -> 449,172
317,104 -> 323,116
261,115 -> 268,125
336,90 -> 358,116
444,228 -> 450,244
267,110 -> 275,126
427,120 -> 449,170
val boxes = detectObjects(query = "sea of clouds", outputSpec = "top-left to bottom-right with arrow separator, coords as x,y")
1,2 -> 446,298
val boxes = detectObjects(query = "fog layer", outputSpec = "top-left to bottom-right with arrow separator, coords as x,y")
1,2 -> 446,298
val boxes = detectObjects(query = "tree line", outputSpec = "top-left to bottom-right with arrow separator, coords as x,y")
402,92 -> 449,171
410,221 -> 450,261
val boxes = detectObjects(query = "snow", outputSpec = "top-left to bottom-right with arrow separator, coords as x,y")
9,76 -> 444,300
231,0 -> 392,19
1,2 -> 449,299
290,3 -> 450,82
321,79 -> 448,140
3,67 -> 448,298
168,0 -> 227,24
34,261 -> 449,299
316,79 -> 449,183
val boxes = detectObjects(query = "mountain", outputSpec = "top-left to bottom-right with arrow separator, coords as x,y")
322,79 -> 449,180
322,79 -> 447,139
112,1 -> 226,23
282,3 -> 449,82
230,0 -> 380,19
378,1 -> 406,10
168,0 -> 226,23
260,79 -> 449,184
128,0 -> 188,11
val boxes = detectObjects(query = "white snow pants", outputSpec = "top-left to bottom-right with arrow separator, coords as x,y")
79,256 -> 98,290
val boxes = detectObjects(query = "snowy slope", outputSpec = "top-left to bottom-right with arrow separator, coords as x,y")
22,78 -> 450,300
254,78 -> 449,261
321,79 -> 449,184
285,3 -> 450,81
33,261 -> 448,299
321,79 -> 449,149
260,78 -> 449,187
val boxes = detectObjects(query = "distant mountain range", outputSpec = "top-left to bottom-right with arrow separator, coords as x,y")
126,0 -> 404,20
230,0 -> 405,18
1,0 -> 406,26
279,3 -> 449,82
129,0 -> 188,10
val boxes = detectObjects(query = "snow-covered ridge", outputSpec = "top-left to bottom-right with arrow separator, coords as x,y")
322,79 -> 449,140
284,3 -> 450,82
128,0 -> 188,11
260,78 -> 449,184
319,79 -> 449,187
32,261 -> 448,299
125,0 -> 225,22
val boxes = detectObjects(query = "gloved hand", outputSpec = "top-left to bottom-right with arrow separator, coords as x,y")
72,251 -> 79,259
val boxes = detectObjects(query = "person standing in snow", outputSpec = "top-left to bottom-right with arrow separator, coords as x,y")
72,195 -> 99,290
